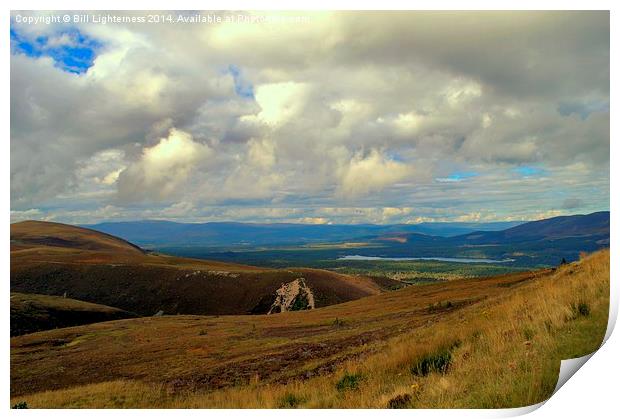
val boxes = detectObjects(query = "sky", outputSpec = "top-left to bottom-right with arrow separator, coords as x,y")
10,11 -> 610,225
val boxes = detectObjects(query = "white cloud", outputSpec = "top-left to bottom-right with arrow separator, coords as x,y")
382,207 -> 413,220
454,212 -> 483,222
76,149 -> 126,186
394,112 -> 424,134
9,11 -> 609,223
296,217 -> 330,225
247,138 -> 276,169
245,82 -> 309,126
338,149 -> 412,198
117,129 -> 212,202
101,169 -> 123,185
10,208 -> 45,223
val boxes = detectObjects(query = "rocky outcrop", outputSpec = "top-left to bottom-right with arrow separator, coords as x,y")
268,278 -> 315,314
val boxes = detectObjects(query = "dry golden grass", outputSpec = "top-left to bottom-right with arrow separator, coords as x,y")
11,250 -> 609,408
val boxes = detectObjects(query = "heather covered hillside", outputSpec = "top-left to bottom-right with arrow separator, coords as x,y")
11,221 -> 392,316
11,250 -> 609,408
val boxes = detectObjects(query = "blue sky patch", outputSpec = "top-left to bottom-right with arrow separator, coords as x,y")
436,171 -> 479,182
558,100 -> 609,119
228,65 -> 254,99
385,150 -> 406,163
10,27 -> 101,74
513,165 -> 547,177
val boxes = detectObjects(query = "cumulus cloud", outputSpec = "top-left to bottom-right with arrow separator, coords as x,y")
382,207 -> 413,220
9,11 -> 609,223
76,149 -> 126,185
338,149 -> 412,198
116,129 -> 212,202
247,82 -> 310,126
247,138 -> 276,169
10,208 -> 45,222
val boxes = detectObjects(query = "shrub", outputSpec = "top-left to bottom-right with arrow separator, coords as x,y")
411,350 -> 451,376
290,294 -> 310,311
410,343 -> 459,376
523,327 -> 535,341
12,401 -> 28,409
198,329 -> 208,336
336,372 -> 363,392
577,302 -> 590,317
570,301 -> 591,319
387,393 -> 412,409
278,392 -> 304,408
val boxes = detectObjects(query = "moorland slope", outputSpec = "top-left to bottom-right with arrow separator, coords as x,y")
10,249 -> 609,408
11,221 -> 391,316
10,292 -> 136,336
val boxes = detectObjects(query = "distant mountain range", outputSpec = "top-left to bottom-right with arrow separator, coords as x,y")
84,211 -> 609,267
83,220 -> 524,248
384,211 -> 610,245
360,211 -> 609,266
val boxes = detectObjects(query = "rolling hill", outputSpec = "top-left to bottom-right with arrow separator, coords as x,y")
10,293 -> 136,336
365,212 -> 610,266
11,221 -> 395,316
11,220 -> 144,254
10,250 -> 609,408
454,211 -> 610,243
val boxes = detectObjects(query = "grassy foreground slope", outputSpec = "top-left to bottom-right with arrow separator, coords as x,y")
11,293 -> 136,336
10,250 -> 608,408
11,221 -> 387,315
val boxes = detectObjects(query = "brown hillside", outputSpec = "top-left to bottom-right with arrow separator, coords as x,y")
10,293 -> 137,336
10,221 -> 383,316
10,250 -> 609,408
11,221 -> 144,254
